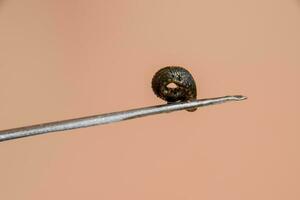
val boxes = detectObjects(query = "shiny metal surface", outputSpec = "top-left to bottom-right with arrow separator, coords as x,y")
0,95 -> 246,142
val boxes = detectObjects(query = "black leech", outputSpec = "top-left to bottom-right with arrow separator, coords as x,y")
151,66 -> 197,112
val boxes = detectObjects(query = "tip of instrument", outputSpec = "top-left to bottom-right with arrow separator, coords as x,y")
232,95 -> 248,101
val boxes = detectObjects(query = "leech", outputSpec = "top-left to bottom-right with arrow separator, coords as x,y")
152,66 -> 197,112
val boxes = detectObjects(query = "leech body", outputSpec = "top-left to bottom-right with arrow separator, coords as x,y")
152,66 -> 197,111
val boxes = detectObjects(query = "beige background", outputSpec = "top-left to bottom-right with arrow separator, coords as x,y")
0,0 -> 300,199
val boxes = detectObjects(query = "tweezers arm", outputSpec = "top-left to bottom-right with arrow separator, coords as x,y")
0,95 -> 246,142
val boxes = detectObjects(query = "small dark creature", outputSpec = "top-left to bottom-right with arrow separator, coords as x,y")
151,66 -> 197,112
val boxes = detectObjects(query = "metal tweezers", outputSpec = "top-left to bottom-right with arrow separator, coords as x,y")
0,95 -> 246,142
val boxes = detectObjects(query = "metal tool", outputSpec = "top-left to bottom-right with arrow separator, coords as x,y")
0,95 -> 247,142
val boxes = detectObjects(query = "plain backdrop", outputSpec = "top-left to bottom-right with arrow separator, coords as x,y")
0,0 -> 300,200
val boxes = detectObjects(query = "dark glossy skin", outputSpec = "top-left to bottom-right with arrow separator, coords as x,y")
151,66 -> 197,112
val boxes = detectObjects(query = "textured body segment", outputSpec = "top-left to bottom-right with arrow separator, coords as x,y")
151,66 -> 197,112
